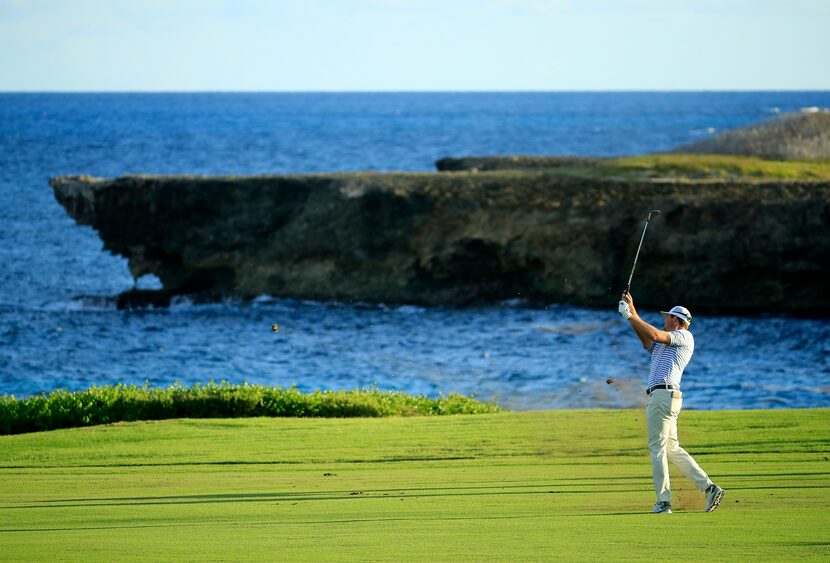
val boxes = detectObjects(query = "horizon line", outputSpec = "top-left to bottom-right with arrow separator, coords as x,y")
2,88 -> 830,95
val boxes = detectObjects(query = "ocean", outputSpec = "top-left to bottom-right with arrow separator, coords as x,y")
1,92 -> 829,409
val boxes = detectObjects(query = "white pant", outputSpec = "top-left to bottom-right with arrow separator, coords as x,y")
646,389 -> 712,503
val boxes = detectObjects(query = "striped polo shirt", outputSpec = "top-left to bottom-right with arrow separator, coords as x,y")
646,330 -> 695,389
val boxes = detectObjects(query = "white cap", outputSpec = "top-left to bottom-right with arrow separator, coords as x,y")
660,305 -> 692,325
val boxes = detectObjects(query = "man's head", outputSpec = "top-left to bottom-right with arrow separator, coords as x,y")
661,306 -> 692,330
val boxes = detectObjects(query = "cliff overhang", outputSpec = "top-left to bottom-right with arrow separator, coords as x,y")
50,169 -> 830,316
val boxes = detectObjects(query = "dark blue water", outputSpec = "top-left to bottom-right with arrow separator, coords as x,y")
2,92 -> 829,409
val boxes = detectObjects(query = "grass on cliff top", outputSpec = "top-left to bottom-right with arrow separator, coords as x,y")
0,382 -> 499,435
1,409 -> 828,561
435,153 -> 830,182
582,153 -> 830,181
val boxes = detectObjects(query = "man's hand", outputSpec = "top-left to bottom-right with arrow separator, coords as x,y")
620,291 -> 641,321
620,291 -> 638,320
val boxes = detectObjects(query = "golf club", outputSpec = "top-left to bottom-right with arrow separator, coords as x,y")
624,210 -> 660,294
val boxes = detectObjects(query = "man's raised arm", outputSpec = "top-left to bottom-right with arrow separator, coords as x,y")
619,292 -> 672,348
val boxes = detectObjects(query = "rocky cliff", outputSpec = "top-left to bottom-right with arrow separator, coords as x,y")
435,156 -> 608,172
50,172 -> 830,315
672,110 -> 830,160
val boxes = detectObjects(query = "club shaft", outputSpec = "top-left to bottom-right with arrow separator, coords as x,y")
626,211 -> 659,293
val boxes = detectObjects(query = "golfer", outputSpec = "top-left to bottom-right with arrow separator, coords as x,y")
619,292 -> 724,514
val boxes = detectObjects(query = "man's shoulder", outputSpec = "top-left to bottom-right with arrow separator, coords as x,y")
669,329 -> 694,348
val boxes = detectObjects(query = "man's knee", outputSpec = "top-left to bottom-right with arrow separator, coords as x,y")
648,432 -> 669,452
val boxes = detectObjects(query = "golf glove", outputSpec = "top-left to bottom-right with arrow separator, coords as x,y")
618,300 -> 632,320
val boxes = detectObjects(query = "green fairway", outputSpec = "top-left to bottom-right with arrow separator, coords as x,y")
1,409 -> 829,561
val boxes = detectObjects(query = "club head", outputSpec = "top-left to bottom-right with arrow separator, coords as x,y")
648,209 -> 661,220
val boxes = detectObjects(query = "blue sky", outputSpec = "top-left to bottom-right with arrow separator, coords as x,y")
1,0 -> 828,91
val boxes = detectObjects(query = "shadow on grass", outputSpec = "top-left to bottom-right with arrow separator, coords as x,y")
5,481 -> 828,511
5,482 -> 653,510
6,470 -> 828,510
0,455 -> 488,470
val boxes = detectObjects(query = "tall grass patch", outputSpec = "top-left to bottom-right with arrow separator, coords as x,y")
0,382 -> 499,435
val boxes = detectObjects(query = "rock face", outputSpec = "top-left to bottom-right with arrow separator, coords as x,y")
672,111 -> 830,160
436,156 -> 608,172
51,172 -> 830,315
